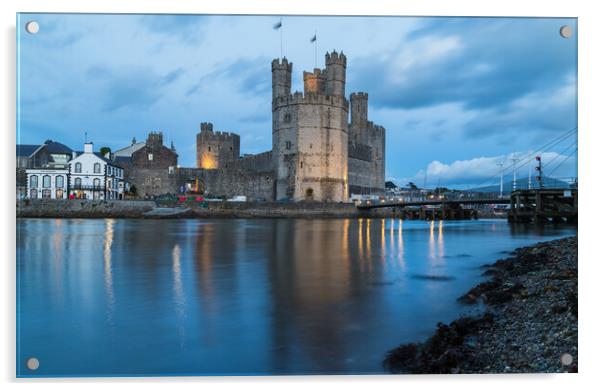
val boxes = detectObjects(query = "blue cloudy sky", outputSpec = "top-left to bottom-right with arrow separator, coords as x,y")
17,14 -> 577,188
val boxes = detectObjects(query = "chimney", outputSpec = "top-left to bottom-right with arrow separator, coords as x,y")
84,142 -> 93,154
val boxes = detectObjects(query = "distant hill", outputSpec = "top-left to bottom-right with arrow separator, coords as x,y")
468,176 -> 573,193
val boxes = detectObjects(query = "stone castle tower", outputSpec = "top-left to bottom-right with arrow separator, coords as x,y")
196,122 -> 240,169
272,51 -> 350,202
349,93 -> 386,192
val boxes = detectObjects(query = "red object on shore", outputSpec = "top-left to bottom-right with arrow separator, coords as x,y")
69,194 -> 75,200
178,196 -> 186,202
195,197 -> 204,202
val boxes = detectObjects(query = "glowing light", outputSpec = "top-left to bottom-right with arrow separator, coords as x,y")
200,154 -> 217,169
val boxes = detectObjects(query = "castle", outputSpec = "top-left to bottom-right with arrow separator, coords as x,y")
195,51 -> 385,202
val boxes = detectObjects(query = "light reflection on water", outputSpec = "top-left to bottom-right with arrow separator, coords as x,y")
17,218 -> 575,376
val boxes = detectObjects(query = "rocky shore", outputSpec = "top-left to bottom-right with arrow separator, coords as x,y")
383,236 -> 578,374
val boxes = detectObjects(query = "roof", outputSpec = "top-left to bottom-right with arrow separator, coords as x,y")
44,141 -> 72,154
16,144 -> 40,157
113,142 -> 146,157
72,151 -> 124,168
113,156 -> 132,166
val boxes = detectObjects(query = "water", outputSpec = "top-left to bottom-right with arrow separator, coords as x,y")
16,218 -> 575,377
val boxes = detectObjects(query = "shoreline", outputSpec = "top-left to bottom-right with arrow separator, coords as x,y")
16,199 -> 504,219
383,236 -> 578,374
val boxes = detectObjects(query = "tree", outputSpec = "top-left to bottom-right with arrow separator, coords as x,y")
385,181 -> 398,189
407,182 -> 419,190
100,147 -> 111,157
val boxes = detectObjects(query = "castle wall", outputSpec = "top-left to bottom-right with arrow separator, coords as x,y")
367,122 -> 386,191
176,168 -> 275,201
348,142 -> 374,194
225,151 -> 273,172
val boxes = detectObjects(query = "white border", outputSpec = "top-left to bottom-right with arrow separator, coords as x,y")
2,1 -> 600,390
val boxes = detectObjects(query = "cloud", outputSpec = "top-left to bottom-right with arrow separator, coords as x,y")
86,65 -> 184,112
398,149 -> 577,189
186,56 -> 271,97
139,15 -> 208,44
348,18 -> 577,141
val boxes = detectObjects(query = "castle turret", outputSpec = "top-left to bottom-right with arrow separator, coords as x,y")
325,51 -> 346,97
303,68 -> 326,94
272,58 -> 292,100
196,122 -> 240,169
350,92 -> 368,144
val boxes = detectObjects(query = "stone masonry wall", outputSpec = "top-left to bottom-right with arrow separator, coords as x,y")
176,167 -> 275,201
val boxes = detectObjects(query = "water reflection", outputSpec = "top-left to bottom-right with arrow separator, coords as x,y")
103,218 -> 114,326
172,243 -> 186,347
397,219 -> 405,270
17,218 -> 576,376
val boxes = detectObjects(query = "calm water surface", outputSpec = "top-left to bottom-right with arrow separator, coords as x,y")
17,218 -> 575,376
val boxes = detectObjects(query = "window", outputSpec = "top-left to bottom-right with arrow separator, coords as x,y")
30,175 -> 38,188
74,162 -> 82,173
56,176 -> 64,188
148,153 -> 154,161
56,189 -> 63,199
168,166 -> 175,174
75,178 -> 82,188
286,141 -> 292,150
284,113 -> 292,123
94,163 -> 101,173
42,175 -> 51,188
94,178 -> 101,189
208,147 -> 211,152
300,161 -> 303,168
30,189 -> 37,199
42,189 -> 51,199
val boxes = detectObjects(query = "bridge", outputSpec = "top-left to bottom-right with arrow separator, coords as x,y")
356,198 -> 510,210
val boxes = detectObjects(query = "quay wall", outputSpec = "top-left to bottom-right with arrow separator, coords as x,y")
17,199 -> 156,218
17,199 -> 399,218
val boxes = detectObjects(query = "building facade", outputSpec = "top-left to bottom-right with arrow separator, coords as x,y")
26,168 -> 69,199
68,142 -> 125,200
126,132 -> 178,197
17,140 -> 73,199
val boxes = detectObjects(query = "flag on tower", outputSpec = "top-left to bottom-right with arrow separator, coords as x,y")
273,20 -> 282,30
310,33 -> 317,43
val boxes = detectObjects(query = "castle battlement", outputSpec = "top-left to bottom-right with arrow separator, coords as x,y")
325,51 -> 347,67
366,121 -> 386,134
200,122 -> 213,132
272,91 -> 349,111
198,122 -> 239,141
271,58 -> 292,71
350,92 -> 368,100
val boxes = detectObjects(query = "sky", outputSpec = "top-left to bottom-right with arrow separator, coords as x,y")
17,14 -> 577,188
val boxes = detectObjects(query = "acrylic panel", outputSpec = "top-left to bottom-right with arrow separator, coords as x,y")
16,13 -> 578,377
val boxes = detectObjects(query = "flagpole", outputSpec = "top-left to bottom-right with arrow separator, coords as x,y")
314,29 -> 317,68
280,18 -> 283,58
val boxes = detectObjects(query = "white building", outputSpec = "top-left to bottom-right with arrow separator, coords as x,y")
69,142 -> 125,200
26,168 -> 69,199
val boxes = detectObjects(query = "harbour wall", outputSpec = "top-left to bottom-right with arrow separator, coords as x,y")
16,199 -> 399,219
